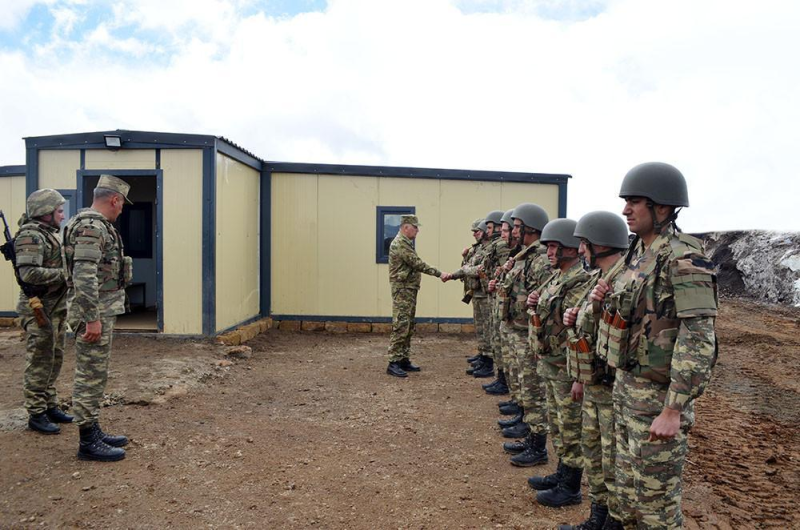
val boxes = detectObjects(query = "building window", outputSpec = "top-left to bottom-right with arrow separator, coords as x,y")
376,206 -> 415,263
55,189 -> 76,238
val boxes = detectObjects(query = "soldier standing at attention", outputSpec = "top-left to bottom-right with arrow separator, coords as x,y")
527,219 -> 593,508
13,189 -> 73,434
480,209 -> 511,391
461,219 -> 486,365
559,212 -> 630,530
386,214 -> 448,378
594,163 -> 718,528
65,175 -> 134,461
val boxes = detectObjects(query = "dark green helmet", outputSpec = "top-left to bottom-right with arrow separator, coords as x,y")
478,220 -> 488,232
27,188 -> 65,218
485,210 -> 504,226
510,203 -> 549,232
574,211 -> 629,249
619,162 -> 689,207
500,209 -> 514,226
540,218 -> 580,249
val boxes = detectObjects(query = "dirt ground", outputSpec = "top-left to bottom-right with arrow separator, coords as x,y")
0,298 -> 798,529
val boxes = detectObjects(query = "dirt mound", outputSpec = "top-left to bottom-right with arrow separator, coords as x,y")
702,231 -> 800,305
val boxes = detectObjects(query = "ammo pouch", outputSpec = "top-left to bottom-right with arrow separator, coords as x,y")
601,288 -> 635,370
500,297 -> 511,320
566,330 -> 593,383
462,290 -> 473,305
511,297 -> 529,330
529,311 -> 544,355
122,256 -> 133,287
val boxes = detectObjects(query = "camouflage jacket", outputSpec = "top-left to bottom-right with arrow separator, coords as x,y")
605,225 -> 718,410
14,215 -> 67,313
64,209 -> 130,321
502,240 -> 551,330
532,261 -> 593,380
481,235 -> 510,294
388,233 -> 441,290
452,239 -> 488,297
495,243 -> 521,300
567,255 -> 628,384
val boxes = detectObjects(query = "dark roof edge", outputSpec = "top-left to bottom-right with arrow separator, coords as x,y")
266,161 -> 571,184
25,129 -> 217,150
0,165 -> 26,177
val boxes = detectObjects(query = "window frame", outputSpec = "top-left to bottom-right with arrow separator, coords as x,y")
376,206 -> 415,263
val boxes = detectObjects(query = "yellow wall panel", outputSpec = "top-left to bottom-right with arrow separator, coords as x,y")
0,177 -> 26,312
85,149 -> 155,170
499,182 -> 560,221
215,154 -> 260,331
39,150 -> 80,190
270,173 -> 319,315
161,150 -> 203,334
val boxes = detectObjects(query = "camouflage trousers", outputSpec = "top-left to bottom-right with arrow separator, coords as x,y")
582,383 -> 617,517
490,295 -> 505,369
472,296 -> 492,356
499,322 -> 521,401
72,316 -> 117,426
541,373 -> 583,468
508,328 -> 547,433
613,370 -> 692,530
21,305 -> 67,415
388,286 -> 418,362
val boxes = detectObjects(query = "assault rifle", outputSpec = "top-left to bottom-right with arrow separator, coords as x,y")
0,210 -> 49,327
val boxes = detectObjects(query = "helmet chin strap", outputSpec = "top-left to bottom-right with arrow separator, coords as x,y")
586,242 -> 621,268
647,201 -> 682,234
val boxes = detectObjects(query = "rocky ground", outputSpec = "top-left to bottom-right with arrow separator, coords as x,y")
0,298 -> 798,529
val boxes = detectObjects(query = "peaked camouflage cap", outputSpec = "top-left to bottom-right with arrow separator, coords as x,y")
471,218 -> 485,231
401,214 -> 420,227
96,174 -> 133,204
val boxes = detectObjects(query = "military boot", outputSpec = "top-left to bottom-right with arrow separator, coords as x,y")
485,370 -> 509,395
98,424 -> 129,447
558,502 -> 608,530
77,423 -> 126,462
46,407 -> 74,423
466,354 -> 481,363
482,369 -> 505,389
601,517 -> 624,530
497,399 -> 516,408
503,432 -> 532,455
472,356 -> 494,378
499,402 -> 522,415
28,413 -> 60,435
497,411 -> 523,428
387,362 -> 408,378
510,432 -> 548,467
528,460 -> 564,490
501,421 -> 529,439
466,356 -> 487,375
399,359 -> 421,372
536,464 -> 583,507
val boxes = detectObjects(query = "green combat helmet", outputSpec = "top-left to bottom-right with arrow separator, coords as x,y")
471,218 -> 484,231
500,209 -> 514,226
619,162 -> 689,206
540,218 -> 580,248
478,220 -> 488,232
485,210 -> 505,226
511,203 -> 549,232
27,189 -> 65,219
574,211 -> 629,267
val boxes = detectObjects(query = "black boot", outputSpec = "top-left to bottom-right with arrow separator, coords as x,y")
98,424 -> 129,447
399,359 -> 421,372
498,399 -> 515,408
503,432 -> 532,455
387,362 -> 408,378
501,422 -> 529,439
510,432 -> 548,467
46,407 -> 74,423
482,369 -> 505,389
77,423 -> 126,462
28,413 -> 60,435
473,356 -> 494,378
466,356 -> 487,375
601,517 -> 624,530
466,354 -> 481,363
528,460 -> 564,490
497,411 -> 523,428
485,379 -> 509,395
558,502 -> 608,530
499,402 -> 522,416
537,464 -> 583,507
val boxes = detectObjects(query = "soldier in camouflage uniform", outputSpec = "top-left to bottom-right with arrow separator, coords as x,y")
452,221 -> 492,378
386,214 -> 445,378
593,163 -> 718,529
558,212 -> 630,530
14,189 -> 73,434
497,204 -> 551,452
480,210 -> 511,391
527,219 -> 593,508
65,175 -> 134,462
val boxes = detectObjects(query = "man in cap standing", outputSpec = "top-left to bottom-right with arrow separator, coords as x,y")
64,175 -> 134,461
13,189 -> 73,434
386,214 -> 447,378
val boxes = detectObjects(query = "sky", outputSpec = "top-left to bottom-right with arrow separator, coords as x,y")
0,0 -> 798,232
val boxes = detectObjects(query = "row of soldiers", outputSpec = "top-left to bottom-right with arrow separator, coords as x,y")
5,175 -> 135,462
450,162 -> 718,530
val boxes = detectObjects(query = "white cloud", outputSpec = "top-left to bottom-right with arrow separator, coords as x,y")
0,0 -> 799,231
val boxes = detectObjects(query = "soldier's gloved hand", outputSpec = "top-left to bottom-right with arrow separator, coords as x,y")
589,279 -> 610,303
563,307 -> 579,327
488,279 -> 497,292
82,320 -> 102,343
526,291 -> 540,308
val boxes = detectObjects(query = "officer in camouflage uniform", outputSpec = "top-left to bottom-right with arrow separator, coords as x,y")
65,175 -> 134,462
559,212 -> 630,530
386,214 -> 445,378
527,219 -> 593,508
452,220 -> 492,378
497,204 -> 551,452
594,163 -> 718,529
480,210 -> 511,391
15,189 -> 73,434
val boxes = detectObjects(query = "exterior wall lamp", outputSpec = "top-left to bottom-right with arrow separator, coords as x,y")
104,134 -> 122,151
